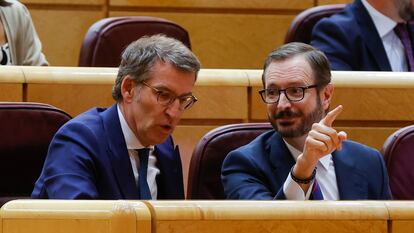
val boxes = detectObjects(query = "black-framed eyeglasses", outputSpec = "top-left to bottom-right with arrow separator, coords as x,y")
258,84 -> 318,104
142,82 -> 197,110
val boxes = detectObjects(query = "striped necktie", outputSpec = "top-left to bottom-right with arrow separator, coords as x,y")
310,179 -> 324,200
136,148 -> 152,199
394,23 -> 414,71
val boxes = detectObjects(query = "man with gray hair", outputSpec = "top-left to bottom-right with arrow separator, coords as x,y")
32,34 -> 200,199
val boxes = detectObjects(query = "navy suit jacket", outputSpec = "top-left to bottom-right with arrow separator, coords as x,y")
311,0 -> 414,71
221,130 -> 391,200
32,104 -> 184,199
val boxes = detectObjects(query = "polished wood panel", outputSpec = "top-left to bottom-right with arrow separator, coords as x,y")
146,201 -> 388,233
23,66 -> 116,116
0,84 -> 23,102
183,86 -> 248,119
109,0 -> 313,9
0,66 -> 24,102
22,0 -> 104,5
385,202 -> 414,233
24,68 -> 249,118
29,9 -> 105,66
183,69 -> 249,119
26,84 -> 114,116
0,66 -> 25,83
1,200 -> 151,233
110,11 -> 293,69
21,66 -> 117,84
21,0 -> 315,67
318,0 -> 351,5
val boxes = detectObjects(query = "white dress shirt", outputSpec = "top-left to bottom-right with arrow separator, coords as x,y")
362,0 -> 407,71
117,104 -> 160,199
282,140 -> 339,200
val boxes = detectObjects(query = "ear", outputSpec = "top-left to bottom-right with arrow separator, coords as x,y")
120,75 -> 136,103
321,83 -> 333,111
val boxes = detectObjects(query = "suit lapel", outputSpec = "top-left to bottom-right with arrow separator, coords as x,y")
268,132 -> 296,189
333,147 -> 368,200
155,139 -> 184,199
353,0 -> 392,71
100,104 -> 139,199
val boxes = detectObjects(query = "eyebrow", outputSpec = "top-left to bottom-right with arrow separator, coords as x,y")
152,84 -> 193,98
267,82 -> 309,89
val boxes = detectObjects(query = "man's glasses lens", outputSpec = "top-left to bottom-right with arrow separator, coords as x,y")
259,84 -> 318,103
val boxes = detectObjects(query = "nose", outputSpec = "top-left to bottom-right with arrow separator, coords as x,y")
165,98 -> 183,119
276,91 -> 292,109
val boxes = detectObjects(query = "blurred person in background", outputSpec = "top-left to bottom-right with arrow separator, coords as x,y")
0,0 -> 48,65
311,0 -> 414,71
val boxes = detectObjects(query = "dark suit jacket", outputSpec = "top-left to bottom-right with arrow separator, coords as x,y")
221,130 -> 391,200
32,104 -> 184,199
311,0 -> 414,71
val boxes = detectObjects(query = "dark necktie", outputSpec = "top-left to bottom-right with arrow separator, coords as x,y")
394,23 -> 414,71
136,148 -> 152,199
309,179 -> 324,200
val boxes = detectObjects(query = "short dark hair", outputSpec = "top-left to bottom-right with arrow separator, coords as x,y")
261,42 -> 331,88
112,34 -> 201,101
0,0 -> 12,7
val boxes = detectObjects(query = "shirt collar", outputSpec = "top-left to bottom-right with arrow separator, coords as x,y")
117,104 -> 154,150
361,0 -> 397,38
283,139 -> 331,171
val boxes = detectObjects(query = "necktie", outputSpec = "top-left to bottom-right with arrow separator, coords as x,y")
394,23 -> 414,71
309,179 -> 324,200
136,148 -> 152,199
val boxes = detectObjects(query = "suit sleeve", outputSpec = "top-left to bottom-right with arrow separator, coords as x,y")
34,122 -> 100,199
374,150 -> 392,200
221,149 -> 284,200
310,18 -> 355,71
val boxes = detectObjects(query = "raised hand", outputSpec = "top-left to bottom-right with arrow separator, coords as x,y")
294,105 -> 347,181
304,105 -> 347,162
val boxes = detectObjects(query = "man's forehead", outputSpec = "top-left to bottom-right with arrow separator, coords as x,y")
265,57 -> 313,84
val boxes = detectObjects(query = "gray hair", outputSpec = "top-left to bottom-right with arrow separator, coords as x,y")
261,42 -> 331,88
112,34 -> 201,101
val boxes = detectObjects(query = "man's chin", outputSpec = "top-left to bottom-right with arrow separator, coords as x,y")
277,126 -> 306,138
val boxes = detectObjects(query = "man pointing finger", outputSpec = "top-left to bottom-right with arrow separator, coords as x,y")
222,42 -> 391,200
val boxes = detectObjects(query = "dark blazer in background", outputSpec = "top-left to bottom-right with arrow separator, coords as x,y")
221,130 -> 392,200
32,104 -> 184,199
311,0 -> 414,71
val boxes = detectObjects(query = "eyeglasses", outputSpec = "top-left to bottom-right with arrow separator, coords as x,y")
141,82 -> 197,110
258,84 -> 318,104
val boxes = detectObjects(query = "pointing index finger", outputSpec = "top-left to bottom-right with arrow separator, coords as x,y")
320,105 -> 343,127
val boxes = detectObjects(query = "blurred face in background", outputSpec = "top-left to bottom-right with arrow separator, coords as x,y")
394,0 -> 414,21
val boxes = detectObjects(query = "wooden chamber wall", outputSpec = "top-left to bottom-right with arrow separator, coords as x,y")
22,0 -> 351,68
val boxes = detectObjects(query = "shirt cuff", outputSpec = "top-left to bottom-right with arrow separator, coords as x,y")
283,171 -> 315,200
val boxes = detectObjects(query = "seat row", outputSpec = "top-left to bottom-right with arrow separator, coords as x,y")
1,199 -> 414,233
1,66 -> 414,203
0,103 -> 413,205
79,4 -> 345,67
